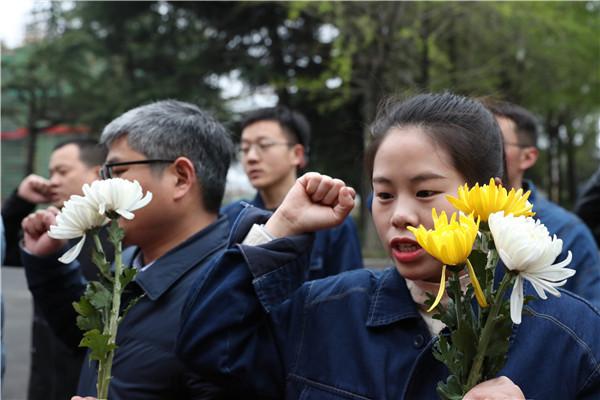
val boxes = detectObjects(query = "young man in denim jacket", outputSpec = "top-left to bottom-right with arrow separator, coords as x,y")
222,106 -> 362,280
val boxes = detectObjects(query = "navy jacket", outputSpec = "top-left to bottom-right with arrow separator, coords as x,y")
177,207 -> 600,400
222,194 -> 363,280
24,216 -> 230,399
575,168 -> 600,245
524,180 -> 600,309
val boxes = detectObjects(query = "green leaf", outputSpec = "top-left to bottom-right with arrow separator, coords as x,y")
451,324 -> 478,365
119,267 -> 137,289
88,281 -> 113,310
436,375 -> 466,400
108,221 -> 125,244
92,245 -> 113,282
73,297 -> 103,331
76,313 -> 103,332
79,329 -> 117,362
73,297 -> 95,317
119,293 -> 144,322
434,335 -> 463,378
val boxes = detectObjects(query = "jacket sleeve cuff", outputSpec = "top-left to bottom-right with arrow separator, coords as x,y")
228,205 -> 314,312
20,246 -> 80,289
240,237 -> 313,313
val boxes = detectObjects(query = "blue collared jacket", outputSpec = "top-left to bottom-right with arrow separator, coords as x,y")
221,194 -> 363,280
524,180 -> 600,309
23,216 -> 230,400
177,207 -> 600,400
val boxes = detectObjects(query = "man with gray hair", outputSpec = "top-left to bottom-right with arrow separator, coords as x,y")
21,100 -> 234,399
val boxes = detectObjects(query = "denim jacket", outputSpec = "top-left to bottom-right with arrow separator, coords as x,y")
24,216 -> 231,399
177,207 -> 600,400
221,194 -> 363,280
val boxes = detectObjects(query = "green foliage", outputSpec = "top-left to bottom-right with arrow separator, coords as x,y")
73,297 -> 102,332
2,1 -> 597,208
72,228 -> 142,381
436,374 -> 464,400
431,245 -> 516,399
87,281 -> 112,311
80,329 -> 117,362
107,219 -> 125,244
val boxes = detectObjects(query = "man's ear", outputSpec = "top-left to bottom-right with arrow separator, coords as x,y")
494,177 -> 503,187
520,147 -> 539,171
171,157 -> 196,200
90,165 -> 102,181
292,144 -> 307,169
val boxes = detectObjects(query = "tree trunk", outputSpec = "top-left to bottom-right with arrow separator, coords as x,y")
25,124 -> 39,176
565,122 -> 577,207
545,114 -> 561,203
419,10 -> 431,90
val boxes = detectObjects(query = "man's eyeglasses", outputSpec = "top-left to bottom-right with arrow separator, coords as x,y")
100,159 -> 175,179
237,141 -> 292,156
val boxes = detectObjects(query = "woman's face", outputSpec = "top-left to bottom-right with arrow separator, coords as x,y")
371,126 -> 467,282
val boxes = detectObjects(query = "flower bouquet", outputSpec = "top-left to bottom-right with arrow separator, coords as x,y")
48,178 -> 152,400
408,179 -> 574,399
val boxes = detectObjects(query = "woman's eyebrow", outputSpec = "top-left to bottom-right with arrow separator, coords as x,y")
372,176 -> 392,185
410,172 -> 447,183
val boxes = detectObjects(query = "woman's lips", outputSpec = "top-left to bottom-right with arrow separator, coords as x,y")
390,237 -> 425,263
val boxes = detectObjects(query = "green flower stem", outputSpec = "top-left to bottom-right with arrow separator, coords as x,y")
93,233 -> 104,257
450,270 -> 463,330
96,222 -> 124,400
465,271 -> 513,390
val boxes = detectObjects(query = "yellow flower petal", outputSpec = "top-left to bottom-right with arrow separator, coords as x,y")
408,209 -> 479,266
446,178 -> 535,222
466,258 -> 488,308
427,265 -> 447,312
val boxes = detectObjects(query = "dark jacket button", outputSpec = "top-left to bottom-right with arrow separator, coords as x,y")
413,334 -> 425,348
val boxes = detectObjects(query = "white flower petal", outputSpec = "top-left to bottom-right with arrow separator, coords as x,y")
83,178 -> 152,219
48,225 -> 82,240
50,178 -> 151,265
130,191 -> 153,211
510,276 -> 524,324
58,235 -> 86,264
116,209 -> 135,220
490,212 -> 575,323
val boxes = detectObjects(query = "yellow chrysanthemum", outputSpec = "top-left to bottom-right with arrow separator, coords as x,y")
446,178 -> 535,222
409,210 -> 479,266
408,210 -> 487,311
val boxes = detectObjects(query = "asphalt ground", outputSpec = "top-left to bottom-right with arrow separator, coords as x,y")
2,266 -> 32,400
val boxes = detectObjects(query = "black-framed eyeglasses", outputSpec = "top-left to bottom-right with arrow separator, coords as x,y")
100,159 -> 175,179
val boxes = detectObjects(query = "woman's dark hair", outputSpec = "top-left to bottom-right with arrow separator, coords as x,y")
365,92 -> 505,186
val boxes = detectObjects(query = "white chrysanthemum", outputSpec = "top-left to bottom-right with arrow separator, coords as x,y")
82,178 -> 152,220
48,196 -> 110,263
488,211 -> 574,324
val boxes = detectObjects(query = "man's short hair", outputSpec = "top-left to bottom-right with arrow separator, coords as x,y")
482,99 -> 538,147
53,137 -> 107,167
100,100 -> 234,213
240,106 -> 311,156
